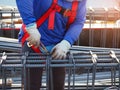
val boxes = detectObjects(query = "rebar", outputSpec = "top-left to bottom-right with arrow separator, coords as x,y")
0,46 -> 120,90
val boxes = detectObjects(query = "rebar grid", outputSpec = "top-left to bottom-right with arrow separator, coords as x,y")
0,47 -> 120,90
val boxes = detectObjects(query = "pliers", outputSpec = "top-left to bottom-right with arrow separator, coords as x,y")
27,42 -> 49,53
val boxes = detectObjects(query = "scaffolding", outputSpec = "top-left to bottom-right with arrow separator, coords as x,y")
85,7 -> 120,48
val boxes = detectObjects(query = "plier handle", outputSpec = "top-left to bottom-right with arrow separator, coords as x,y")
27,42 -> 49,53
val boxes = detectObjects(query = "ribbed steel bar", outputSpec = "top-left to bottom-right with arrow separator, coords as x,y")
71,45 -> 120,52
1,36 -> 120,53
1,36 -> 120,54
0,37 -> 21,52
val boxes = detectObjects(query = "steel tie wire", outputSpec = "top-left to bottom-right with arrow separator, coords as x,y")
0,52 -> 7,65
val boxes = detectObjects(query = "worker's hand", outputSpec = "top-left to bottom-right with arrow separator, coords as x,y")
26,23 -> 41,48
51,40 -> 71,59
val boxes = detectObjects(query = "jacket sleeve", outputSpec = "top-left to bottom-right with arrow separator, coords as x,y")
64,0 -> 87,45
16,0 -> 36,25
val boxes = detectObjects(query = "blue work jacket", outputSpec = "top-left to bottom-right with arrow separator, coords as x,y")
16,0 -> 87,46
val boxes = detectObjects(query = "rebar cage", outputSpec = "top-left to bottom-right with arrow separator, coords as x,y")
0,46 -> 120,90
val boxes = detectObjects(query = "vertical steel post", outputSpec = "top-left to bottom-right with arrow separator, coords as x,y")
22,52 -> 28,90
90,51 -> 97,90
11,11 -> 15,38
72,55 -> 76,90
86,68 -> 90,90
89,11 -> 94,46
0,11 -> 3,37
49,56 -> 53,90
68,53 -> 73,90
46,55 -> 52,90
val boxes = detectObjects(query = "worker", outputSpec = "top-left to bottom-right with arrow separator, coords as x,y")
16,0 -> 87,90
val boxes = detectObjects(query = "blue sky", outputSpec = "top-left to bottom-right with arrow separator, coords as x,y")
0,0 -> 16,6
